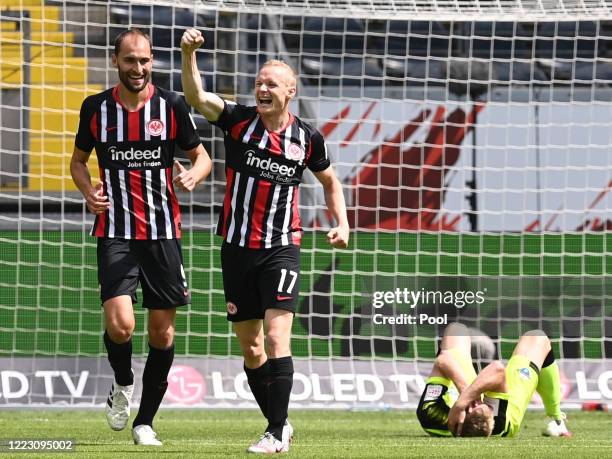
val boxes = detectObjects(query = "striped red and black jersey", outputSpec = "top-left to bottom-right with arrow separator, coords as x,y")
74,84 -> 201,240
212,100 -> 330,248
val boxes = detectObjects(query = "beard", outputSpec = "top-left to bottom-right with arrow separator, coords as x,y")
118,68 -> 151,93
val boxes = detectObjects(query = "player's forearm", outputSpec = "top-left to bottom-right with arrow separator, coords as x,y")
181,51 -> 222,121
181,50 -> 205,108
457,361 -> 506,405
189,149 -> 212,184
70,158 -> 95,198
323,176 -> 349,229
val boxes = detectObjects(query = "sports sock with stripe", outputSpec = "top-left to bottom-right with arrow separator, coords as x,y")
103,330 -> 134,386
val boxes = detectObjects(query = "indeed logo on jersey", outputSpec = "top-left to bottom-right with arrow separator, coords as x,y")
109,146 -> 162,168
246,150 -> 297,182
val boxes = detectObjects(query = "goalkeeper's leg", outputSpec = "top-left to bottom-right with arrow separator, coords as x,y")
538,348 -> 571,437
435,322 -> 478,387
513,330 -> 571,437
439,322 -> 472,355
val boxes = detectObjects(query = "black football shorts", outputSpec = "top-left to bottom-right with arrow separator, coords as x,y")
220,241 -> 300,322
97,237 -> 190,309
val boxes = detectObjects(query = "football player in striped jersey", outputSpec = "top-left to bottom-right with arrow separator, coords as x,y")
181,28 -> 349,453
71,28 -> 211,446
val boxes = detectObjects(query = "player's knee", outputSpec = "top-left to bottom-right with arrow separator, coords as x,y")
520,330 -> 551,352
242,343 -> 265,363
524,329 -> 548,338
444,322 -> 469,337
265,330 -> 290,356
107,321 -> 134,343
148,327 -> 174,348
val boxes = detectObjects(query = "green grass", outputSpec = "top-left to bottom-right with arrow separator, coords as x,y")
0,409 -> 610,457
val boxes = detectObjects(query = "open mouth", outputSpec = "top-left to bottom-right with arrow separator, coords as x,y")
258,97 -> 272,107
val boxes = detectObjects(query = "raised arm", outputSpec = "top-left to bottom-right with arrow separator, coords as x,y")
313,166 -> 349,248
180,28 -> 224,122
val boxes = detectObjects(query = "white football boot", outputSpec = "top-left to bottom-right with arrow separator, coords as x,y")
247,432 -> 285,454
105,379 -> 134,431
282,420 -> 294,449
132,424 -> 163,446
543,413 -> 572,437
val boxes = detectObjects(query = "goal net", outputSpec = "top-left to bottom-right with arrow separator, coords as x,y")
0,0 -> 610,407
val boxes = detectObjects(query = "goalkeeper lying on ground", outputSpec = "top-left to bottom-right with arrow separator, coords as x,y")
417,323 -> 571,438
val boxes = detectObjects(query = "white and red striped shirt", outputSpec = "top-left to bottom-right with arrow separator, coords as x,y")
75,84 -> 201,239
213,101 -> 330,248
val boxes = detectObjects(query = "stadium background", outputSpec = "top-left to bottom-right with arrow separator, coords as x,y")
0,0 -> 611,408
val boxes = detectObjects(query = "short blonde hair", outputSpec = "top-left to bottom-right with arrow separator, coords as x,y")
462,409 -> 494,437
259,59 -> 297,87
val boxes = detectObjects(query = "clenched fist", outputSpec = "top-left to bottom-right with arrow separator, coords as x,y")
181,28 -> 205,54
327,224 -> 350,249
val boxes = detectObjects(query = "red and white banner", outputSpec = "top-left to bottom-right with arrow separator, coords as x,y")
302,98 -> 612,232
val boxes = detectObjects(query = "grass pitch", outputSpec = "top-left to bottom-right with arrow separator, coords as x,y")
0,409 -> 610,458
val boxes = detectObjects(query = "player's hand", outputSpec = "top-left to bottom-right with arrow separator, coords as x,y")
85,181 -> 110,215
181,28 -> 204,54
173,160 -> 197,191
448,401 -> 468,437
327,224 -> 349,248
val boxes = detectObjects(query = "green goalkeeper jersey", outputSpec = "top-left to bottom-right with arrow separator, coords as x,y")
484,355 -> 540,437
416,348 -> 478,437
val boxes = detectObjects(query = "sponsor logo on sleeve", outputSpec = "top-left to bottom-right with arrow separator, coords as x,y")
423,384 -> 443,401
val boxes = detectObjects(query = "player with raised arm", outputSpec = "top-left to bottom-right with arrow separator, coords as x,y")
416,323 -> 478,436
180,28 -> 349,453
70,28 -> 211,446
447,330 -> 571,438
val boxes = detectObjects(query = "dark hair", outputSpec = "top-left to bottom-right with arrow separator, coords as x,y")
462,409 -> 494,437
113,28 -> 152,56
